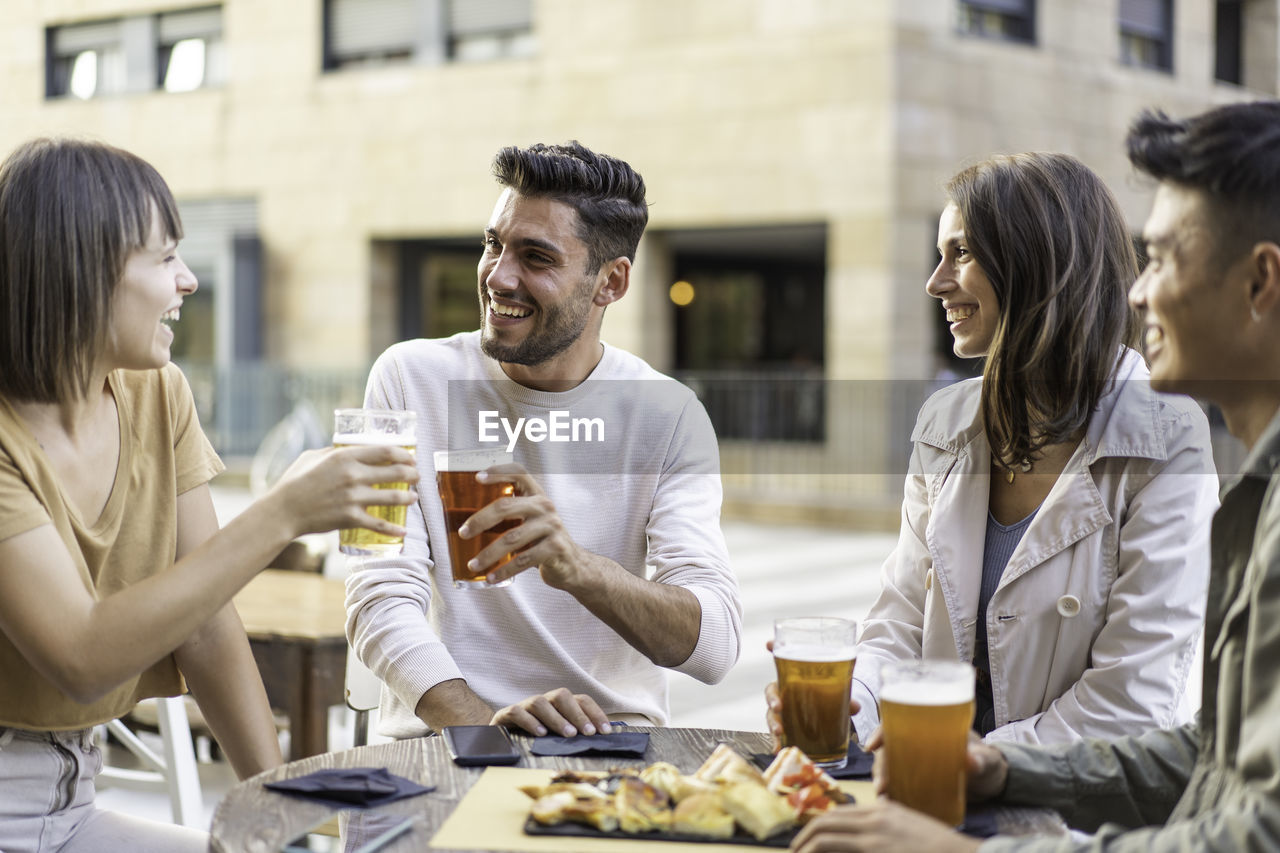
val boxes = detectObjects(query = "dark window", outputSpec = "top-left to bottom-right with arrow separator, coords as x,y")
324,0 -> 417,69
323,0 -> 533,71
46,19 -> 125,98
957,0 -> 1036,44
1119,0 -> 1174,72
46,6 -> 222,99
448,0 -> 534,61
1215,0 -> 1243,84
666,225 -> 826,443
156,7 -> 225,92
393,239 -> 480,342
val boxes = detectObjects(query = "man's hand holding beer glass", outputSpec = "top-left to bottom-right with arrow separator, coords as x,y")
789,664 -> 1010,853
790,732 -> 1006,852
432,456 -> 701,737
455,460 -> 608,591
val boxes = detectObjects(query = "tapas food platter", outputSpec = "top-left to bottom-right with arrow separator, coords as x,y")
521,744 -> 852,847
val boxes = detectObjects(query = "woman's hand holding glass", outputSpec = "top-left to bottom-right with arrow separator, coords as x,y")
763,638 -> 861,751
267,444 -> 419,542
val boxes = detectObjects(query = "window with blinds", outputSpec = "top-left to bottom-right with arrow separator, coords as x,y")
957,0 -> 1035,44
323,0 -> 534,70
45,5 -> 222,99
1119,0 -> 1173,71
448,0 -> 535,61
158,6 -> 225,92
46,19 -> 126,98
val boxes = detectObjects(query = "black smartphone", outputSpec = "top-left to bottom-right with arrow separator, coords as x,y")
442,724 -> 521,767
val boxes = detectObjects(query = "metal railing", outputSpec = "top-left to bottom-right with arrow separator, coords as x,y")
188,362 -> 1245,520
179,361 -> 370,459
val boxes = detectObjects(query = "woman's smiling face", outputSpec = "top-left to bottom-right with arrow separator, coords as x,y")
926,203 -> 1000,359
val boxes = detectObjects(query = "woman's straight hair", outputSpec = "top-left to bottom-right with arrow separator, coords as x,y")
946,152 -> 1140,468
0,138 -> 183,403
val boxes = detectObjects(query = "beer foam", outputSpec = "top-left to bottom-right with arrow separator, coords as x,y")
774,643 -> 857,663
433,449 -> 514,471
333,432 -> 415,447
880,678 -> 973,705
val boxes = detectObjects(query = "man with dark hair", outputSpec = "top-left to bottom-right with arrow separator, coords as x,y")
793,100 -> 1280,852
346,141 -> 742,739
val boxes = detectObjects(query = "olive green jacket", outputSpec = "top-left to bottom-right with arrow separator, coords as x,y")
982,404 -> 1280,851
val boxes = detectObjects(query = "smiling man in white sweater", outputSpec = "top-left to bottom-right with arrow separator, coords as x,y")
345,141 -> 742,740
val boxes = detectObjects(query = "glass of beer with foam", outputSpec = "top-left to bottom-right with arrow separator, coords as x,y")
433,449 -> 517,589
880,660 -> 975,827
773,617 -> 858,769
333,408 -> 418,556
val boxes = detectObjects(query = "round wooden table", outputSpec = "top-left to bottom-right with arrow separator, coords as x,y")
211,727 -> 774,852
209,726 -> 1065,852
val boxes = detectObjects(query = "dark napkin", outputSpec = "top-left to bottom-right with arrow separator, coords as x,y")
960,807 -> 999,839
752,742 -> 874,779
264,767 -> 434,809
528,731 -> 650,757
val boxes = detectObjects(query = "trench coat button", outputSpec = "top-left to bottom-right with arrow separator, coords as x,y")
1056,594 -> 1082,617
925,569 -> 934,591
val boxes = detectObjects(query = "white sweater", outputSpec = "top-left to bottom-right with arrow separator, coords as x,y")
346,332 -> 742,738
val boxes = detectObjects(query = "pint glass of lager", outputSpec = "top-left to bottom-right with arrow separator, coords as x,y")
333,408 -> 418,556
880,660 -> 975,827
433,449 -> 516,590
773,617 -> 858,769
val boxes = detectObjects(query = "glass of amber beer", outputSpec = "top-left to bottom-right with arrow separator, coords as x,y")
433,449 -> 517,589
333,408 -> 418,556
773,617 -> 858,769
880,660 -> 975,827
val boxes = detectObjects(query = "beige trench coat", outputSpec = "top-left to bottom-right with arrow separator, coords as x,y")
852,349 -> 1219,744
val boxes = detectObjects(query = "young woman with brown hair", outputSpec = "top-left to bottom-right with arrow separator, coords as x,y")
769,153 -> 1219,748
0,138 -> 418,852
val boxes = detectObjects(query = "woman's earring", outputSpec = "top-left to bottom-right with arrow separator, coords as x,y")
1251,303 -> 1263,323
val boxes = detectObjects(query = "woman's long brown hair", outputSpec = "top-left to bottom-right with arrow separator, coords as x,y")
947,153 -> 1140,469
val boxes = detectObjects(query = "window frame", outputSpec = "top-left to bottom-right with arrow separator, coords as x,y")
1118,0 -> 1175,73
45,5 -> 223,100
956,0 -> 1036,45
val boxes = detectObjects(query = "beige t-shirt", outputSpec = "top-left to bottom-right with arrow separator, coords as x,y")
0,363 -> 224,730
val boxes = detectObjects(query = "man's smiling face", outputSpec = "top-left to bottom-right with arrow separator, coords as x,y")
1130,183 -> 1249,393
477,189 -> 600,368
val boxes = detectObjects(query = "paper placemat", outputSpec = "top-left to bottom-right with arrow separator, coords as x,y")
430,766 -> 873,853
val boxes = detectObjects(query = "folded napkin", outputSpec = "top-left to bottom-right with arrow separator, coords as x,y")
960,807 -> 999,838
528,731 -> 650,757
752,742 -> 874,780
264,767 -> 434,809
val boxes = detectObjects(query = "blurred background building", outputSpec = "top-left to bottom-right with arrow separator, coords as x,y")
2,0 -> 1270,525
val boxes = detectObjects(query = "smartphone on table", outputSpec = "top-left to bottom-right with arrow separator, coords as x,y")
442,724 -> 522,767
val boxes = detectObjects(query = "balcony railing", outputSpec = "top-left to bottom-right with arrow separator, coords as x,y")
187,362 -> 1246,521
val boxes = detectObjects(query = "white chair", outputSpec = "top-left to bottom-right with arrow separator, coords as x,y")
97,696 -> 204,827
345,648 -> 382,747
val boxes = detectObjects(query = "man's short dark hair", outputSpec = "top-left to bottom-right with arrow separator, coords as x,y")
492,141 -> 648,272
0,138 -> 182,403
1127,100 -> 1280,259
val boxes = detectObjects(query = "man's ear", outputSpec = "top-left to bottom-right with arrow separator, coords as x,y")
1248,241 -> 1280,319
594,257 -> 631,306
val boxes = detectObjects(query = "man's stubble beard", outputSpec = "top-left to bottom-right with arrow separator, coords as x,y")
479,274 -> 597,366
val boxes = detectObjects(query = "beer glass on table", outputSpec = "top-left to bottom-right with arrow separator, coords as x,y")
433,449 -> 516,590
333,408 -> 418,556
773,617 -> 858,769
880,660 -> 975,827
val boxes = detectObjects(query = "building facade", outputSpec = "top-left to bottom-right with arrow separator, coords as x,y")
1,0 -> 1271,522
